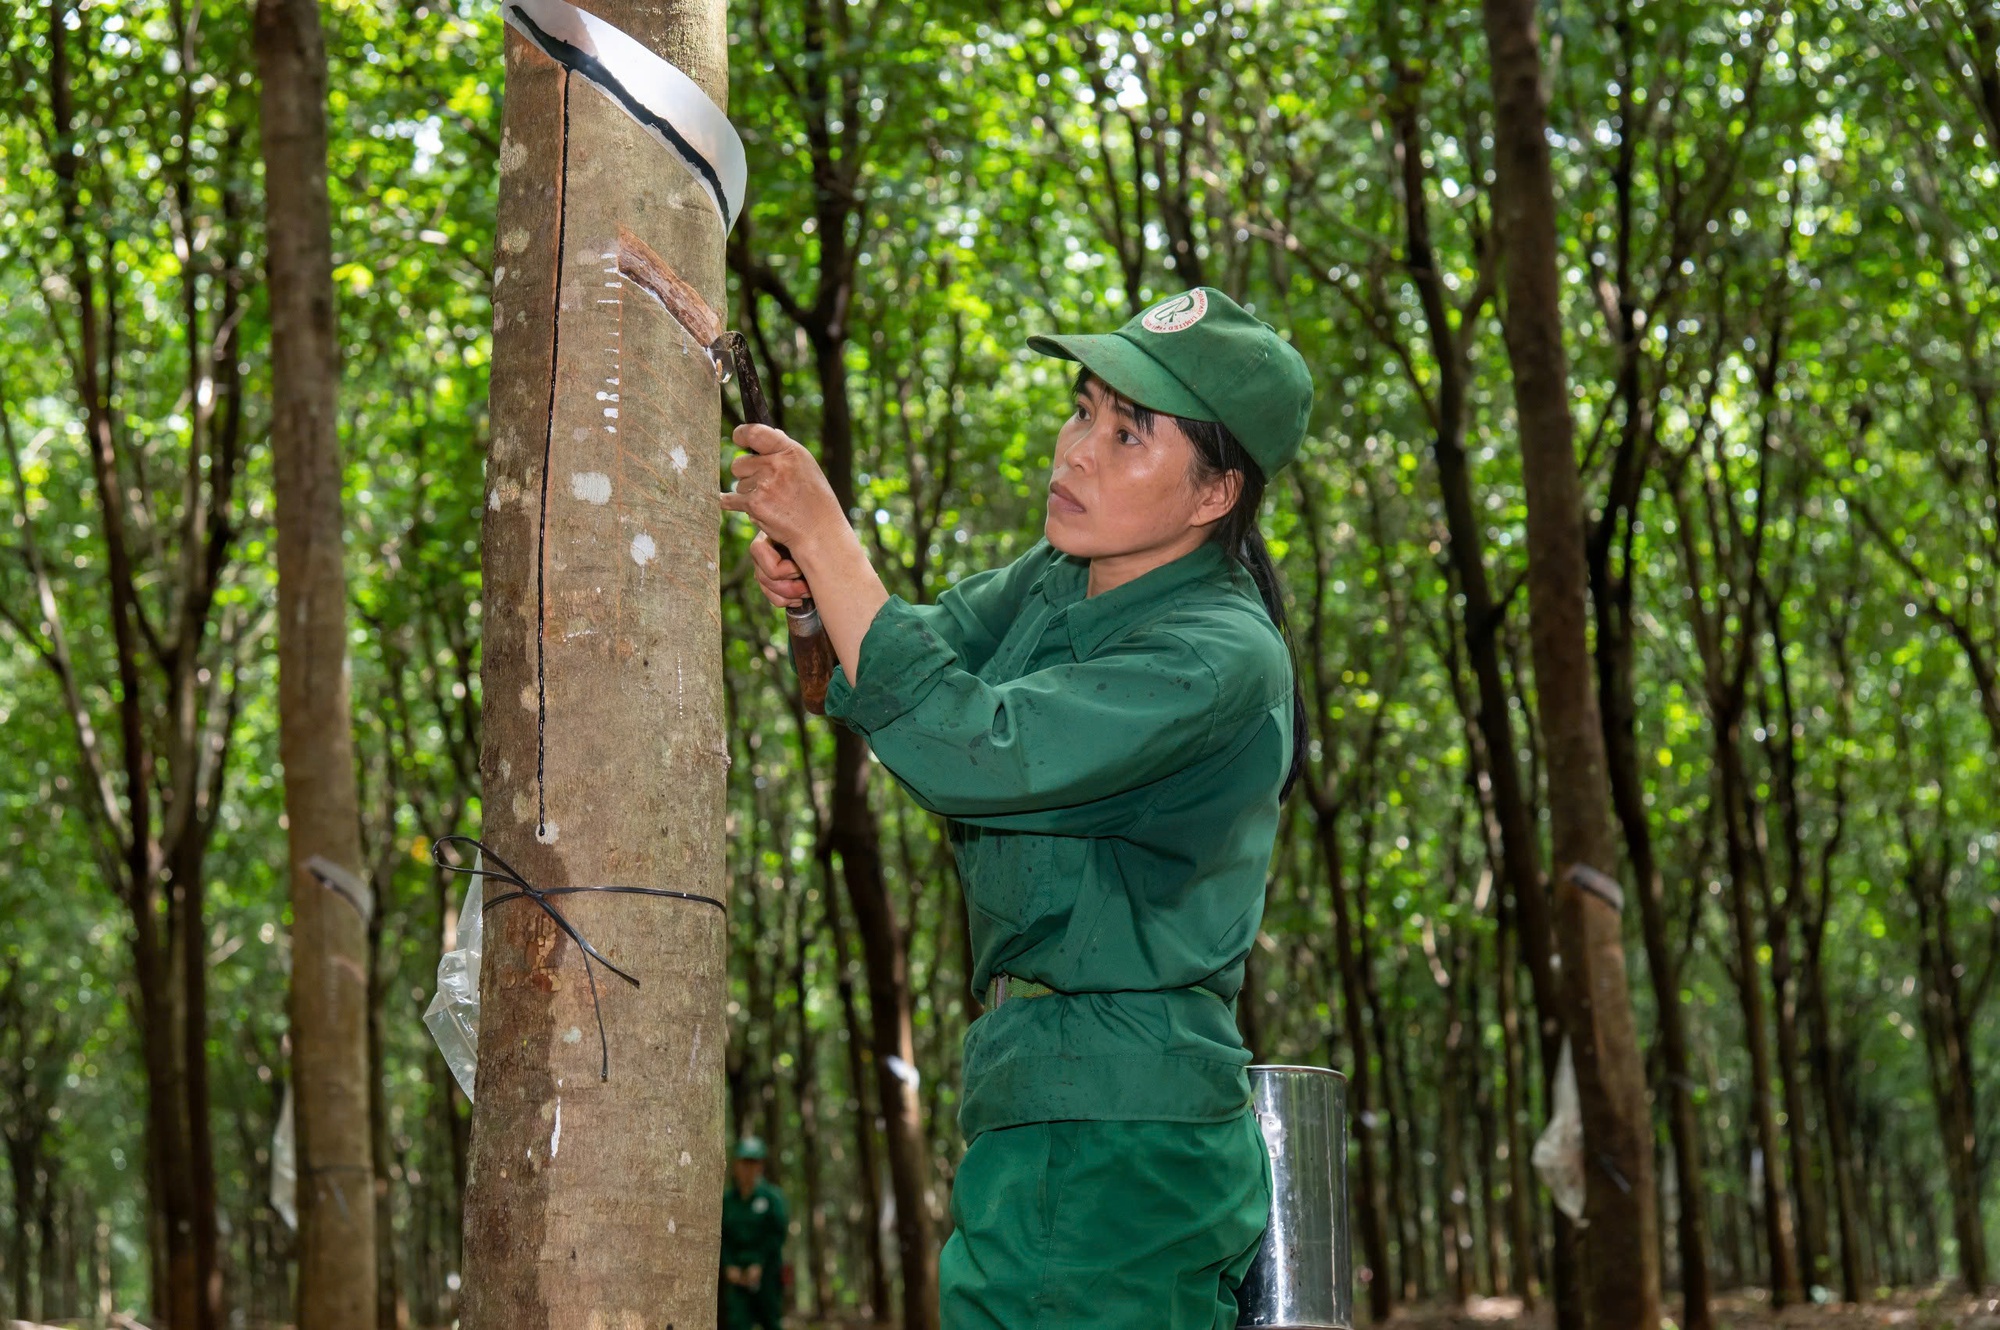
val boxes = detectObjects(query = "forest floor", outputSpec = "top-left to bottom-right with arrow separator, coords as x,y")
1376,1288 -> 2000,1330
790,1286 -> 2000,1330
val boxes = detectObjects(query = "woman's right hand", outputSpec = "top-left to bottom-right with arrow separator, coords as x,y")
749,532 -> 812,609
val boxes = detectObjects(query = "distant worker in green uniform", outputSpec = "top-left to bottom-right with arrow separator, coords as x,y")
721,287 -> 1312,1329
720,1137 -> 788,1330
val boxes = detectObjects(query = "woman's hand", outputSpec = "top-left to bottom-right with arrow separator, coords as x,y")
748,533 -> 811,609
718,421 -> 891,682
718,424 -> 845,559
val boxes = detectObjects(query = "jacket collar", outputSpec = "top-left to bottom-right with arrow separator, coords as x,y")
1043,540 -> 1233,658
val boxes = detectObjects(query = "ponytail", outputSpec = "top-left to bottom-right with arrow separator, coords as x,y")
1180,421 -> 1309,804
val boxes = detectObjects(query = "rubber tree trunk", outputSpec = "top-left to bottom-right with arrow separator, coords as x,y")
1478,3 -> 1664,1326
1714,730 -> 1806,1305
828,726 -> 941,1330
1909,851 -> 1990,1292
824,872 -> 891,1318
1803,934 -> 1867,1301
791,893 -> 832,1319
462,1 -> 731,1322
47,13 -> 233,1324
1594,563 -> 1714,1330
812,321 -> 941,1330
256,1 -> 379,1325
1312,806 -> 1391,1321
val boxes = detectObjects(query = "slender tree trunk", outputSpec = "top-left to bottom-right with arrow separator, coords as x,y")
1442,623 -> 1539,1308
1480,3 -> 1662,1325
1803,938 -> 1866,1301
1595,571 -> 1714,1330
794,891 -> 832,1319
1356,844 -> 1415,1302
1909,853 -> 1990,1291
1772,977 -> 1823,1289
257,2 -> 378,1323
1589,326 -> 1711,1323
1312,808 -> 1392,1321
811,324 -> 940,1330
134,900 -> 207,1330
1467,954 -> 1505,1294
1496,902 -> 1538,1305
731,14 -> 937,1307
34,1163 -> 59,1320
173,835 -> 224,1330
1439,927 -> 1474,1305
46,13 -> 233,1324
367,880 -> 406,1330
1715,731 -> 1806,1305
828,726 -> 940,1330
825,865 -> 890,1320
1407,163 -> 1575,1329
9,1139 -> 34,1318
1378,982 -> 1423,1300
1762,643 -> 1828,1294
461,2 -> 731,1321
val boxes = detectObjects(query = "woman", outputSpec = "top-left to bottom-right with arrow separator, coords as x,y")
719,286 -> 1313,1330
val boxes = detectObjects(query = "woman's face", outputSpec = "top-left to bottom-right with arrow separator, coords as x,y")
1045,375 -> 1237,561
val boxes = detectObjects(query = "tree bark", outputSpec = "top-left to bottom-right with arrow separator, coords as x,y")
796,261 -> 939,1330
367,857 -> 407,1330
1713,724 -> 1806,1306
1479,3 -> 1663,1327
1907,840 -> 1991,1292
825,873 -> 891,1319
1762,633 -> 1828,1294
1588,147 -> 1713,1319
1312,806 -> 1392,1321
1595,585 -> 1713,1327
828,726 -> 941,1330
256,1 -> 379,1324
1495,907 -> 1539,1303
461,3 -> 732,1323
792,888 -> 832,1319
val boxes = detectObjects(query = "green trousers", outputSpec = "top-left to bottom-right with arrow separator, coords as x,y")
940,1113 -> 1270,1330
720,1271 -> 783,1330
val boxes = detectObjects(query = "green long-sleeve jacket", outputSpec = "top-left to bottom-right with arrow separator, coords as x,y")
720,1178 -> 788,1271
824,538 -> 1291,1141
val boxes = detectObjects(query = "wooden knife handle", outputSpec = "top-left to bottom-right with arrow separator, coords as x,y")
783,603 -> 836,716
726,332 -> 834,716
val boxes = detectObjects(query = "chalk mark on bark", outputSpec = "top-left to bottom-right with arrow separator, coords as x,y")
534,70 -> 573,841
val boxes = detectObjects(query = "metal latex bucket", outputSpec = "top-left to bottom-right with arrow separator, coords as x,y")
1235,1065 -> 1352,1329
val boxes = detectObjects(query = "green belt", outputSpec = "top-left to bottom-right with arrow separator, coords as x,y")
988,974 -> 1055,1006
988,977 -> 1235,1007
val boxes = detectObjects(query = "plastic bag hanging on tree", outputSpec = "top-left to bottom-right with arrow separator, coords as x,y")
271,1083 -> 298,1230
423,848 -> 485,1101
1532,1038 -> 1587,1222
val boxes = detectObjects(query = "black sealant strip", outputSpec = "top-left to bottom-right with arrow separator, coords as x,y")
508,3 -> 735,225
534,71 -> 573,841
432,836 -> 724,1082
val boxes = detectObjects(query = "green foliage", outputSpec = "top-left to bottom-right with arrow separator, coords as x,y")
1,0 -> 1996,1321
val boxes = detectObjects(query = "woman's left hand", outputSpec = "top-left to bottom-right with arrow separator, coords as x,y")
718,424 -> 846,559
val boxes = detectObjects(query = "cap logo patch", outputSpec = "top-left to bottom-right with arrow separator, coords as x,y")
1141,289 -> 1208,334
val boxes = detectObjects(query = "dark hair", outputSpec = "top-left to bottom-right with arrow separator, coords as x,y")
1074,370 -> 1309,800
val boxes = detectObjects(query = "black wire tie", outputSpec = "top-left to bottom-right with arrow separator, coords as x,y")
430,834 -> 725,1082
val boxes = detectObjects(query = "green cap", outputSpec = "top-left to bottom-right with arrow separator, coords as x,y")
1027,287 -> 1315,476
733,1136 -> 767,1161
